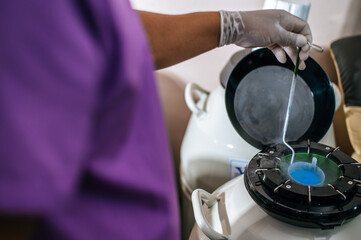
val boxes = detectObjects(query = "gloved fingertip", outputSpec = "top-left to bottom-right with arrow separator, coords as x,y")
276,54 -> 287,64
299,51 -> 309,61
269,45 -> 287,63
273,50 -> 287,63
298,61 -> 306,70
296,35 -> 307,47
301,44 -> 311,52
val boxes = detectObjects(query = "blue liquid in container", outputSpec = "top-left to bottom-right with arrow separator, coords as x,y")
288,161 -> 325,186
290,169 -> 322,185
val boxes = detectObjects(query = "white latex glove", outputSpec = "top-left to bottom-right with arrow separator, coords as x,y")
219,10 -> 312,70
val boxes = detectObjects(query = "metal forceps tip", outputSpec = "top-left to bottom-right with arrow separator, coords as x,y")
307,42 -> 324,53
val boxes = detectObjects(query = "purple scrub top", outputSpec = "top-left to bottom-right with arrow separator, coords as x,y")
0,0 -> 180,239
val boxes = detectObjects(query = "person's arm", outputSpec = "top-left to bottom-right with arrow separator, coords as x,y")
138,10 -> 312,70
138,11 -> 220,69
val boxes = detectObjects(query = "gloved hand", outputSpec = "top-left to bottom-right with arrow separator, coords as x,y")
219,10 -> 312,70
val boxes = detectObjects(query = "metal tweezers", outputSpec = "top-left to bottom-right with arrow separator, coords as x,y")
307,42 -> 324,52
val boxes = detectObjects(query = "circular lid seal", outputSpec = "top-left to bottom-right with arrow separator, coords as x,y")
225,48 -> 335,149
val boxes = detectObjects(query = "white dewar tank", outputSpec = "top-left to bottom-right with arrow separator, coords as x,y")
189,175 -> 361,240
180,83 -> 258,196
187,47 -> 360,240
180,53 -> 341,199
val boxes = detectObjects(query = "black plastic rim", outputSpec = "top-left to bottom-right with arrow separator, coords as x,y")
225,48 -> 335,149
244,141 -> 361,229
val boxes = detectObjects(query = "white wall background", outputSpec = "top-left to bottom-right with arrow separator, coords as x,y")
130,0 -> 361,90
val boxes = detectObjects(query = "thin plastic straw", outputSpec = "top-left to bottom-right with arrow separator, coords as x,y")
282,48 -> 302,165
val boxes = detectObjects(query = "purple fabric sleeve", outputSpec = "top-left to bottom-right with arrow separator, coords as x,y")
0,0 -> 103,212
0,0 -> 180,239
